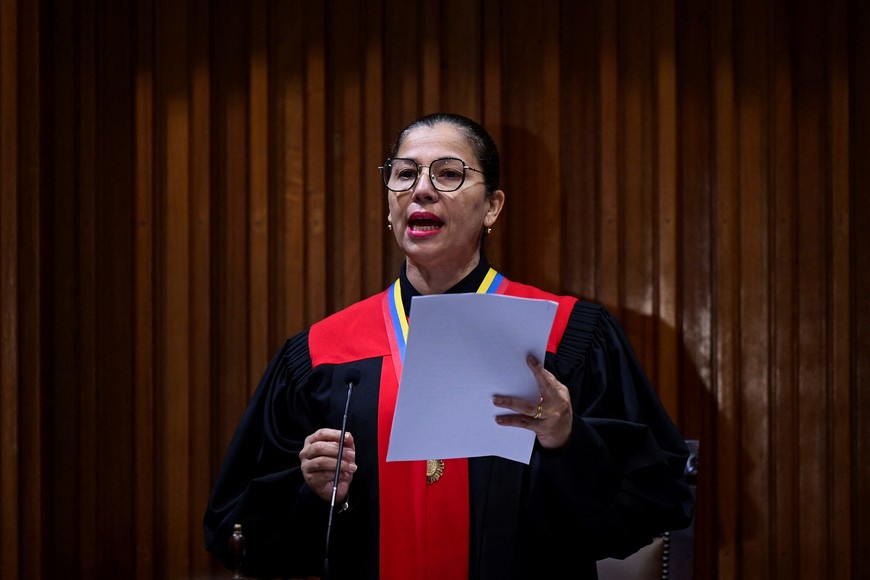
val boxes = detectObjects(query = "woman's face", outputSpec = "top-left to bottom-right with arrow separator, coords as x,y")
386,123 -> 504,275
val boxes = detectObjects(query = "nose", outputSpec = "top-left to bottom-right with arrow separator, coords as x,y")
411,169 -> 440,202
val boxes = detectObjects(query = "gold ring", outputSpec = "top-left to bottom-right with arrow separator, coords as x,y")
533,403 -> 543,420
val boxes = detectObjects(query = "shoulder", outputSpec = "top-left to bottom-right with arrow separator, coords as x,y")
502,279 -> 584,353
312,292 -> 384,329
501,279 -> 566,302
308,291 -> 390,364
555,300 -> 641,378
500,278 -> 613,327
500,278 -> 623,359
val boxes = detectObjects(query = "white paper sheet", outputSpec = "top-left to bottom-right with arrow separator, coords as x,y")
386,292 -> 558,464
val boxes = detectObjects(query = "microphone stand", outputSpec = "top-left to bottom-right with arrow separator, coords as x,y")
323,374 -> 356,580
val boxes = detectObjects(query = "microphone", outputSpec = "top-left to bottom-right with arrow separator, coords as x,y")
323,366 -> 360,579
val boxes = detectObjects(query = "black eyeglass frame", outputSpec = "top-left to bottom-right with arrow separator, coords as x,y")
378,157 -> 485,193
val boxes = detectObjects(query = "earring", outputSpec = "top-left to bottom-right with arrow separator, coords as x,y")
486,227 -> 492,235
387,223 -> 392,231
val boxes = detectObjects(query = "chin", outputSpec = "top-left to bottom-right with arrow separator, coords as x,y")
402,241 -> 445,263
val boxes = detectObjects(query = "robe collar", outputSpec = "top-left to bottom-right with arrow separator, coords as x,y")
398,254 -> 492,317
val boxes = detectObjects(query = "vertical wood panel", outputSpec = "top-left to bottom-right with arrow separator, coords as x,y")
735,0 -> 772,575
712,0 -> 740,578
214,0 -> 251,437
133,0 -> 155,575
188,0 -> 214,572
304,1 -> 328,323
46,0 -> 79,574
1,0 -> 867,578
383,0 -> 420,139
420,1 -> 440,113
852,2 -> 870,578
159,0 -> 192,574
559,1 -> 598,303
675,2 -> 716,574
77,0 -> 99,573
769,0 -> 799,575
98,0 -> 136,572
16,0 -> 42,574
500,1 -> 561,291
598,0 -> 620,311
361,0 -> 386,298
674,0 -> 714,445
270,0 -> 307,357
621,0 -> 657,369
441,0 -> 482,117
654,0 -> 679,418
330,0 -> 364,311
249,0 -> 270,375
0,0 -> 21,577
828,0 -> 853,576
795,1 -> 832,576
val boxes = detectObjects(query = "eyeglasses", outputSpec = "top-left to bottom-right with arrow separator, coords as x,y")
378,157 -> 484,193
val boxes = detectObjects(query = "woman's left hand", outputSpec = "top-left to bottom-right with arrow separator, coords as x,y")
492,355 -> 572,449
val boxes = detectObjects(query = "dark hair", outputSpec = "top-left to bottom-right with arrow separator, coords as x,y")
388,113 -> 500,194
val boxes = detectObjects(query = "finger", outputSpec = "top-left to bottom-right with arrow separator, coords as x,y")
302,429 -> 337,454
303,454 -> 358,485
526,355 -> 553,395
494,411 -> 546,430
527,355 -> 556,395
302,429 -> 354,456
491,394 -> 540,418
314,427 -> 344,443
300,439 -> 335,462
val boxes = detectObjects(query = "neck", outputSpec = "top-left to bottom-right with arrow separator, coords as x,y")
405,254 -> 482,295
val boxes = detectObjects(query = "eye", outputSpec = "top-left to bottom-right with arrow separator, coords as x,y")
395,168 -> 417,181
433,159 -> 466,184
436,168 -> 462,180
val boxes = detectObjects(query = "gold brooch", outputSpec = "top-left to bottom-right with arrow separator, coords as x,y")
426,459 -> 444,484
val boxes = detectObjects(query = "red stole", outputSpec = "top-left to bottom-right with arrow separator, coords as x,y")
378,269 -> 507,579
377,272 -> 578,579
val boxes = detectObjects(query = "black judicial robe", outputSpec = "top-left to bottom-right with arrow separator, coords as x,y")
204,261 -> 695,580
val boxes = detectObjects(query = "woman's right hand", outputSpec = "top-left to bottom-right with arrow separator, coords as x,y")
299,428 -> 357,503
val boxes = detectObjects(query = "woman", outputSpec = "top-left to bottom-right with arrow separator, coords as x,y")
204,113 -> 694,579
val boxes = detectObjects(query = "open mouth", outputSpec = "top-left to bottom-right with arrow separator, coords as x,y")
408,213 -> 444,233
409,218 -> 444,232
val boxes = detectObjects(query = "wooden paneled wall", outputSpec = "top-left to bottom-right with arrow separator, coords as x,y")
1,0 -> 867,578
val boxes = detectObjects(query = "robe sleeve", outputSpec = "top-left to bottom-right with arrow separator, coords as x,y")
203,330 -> 330,579
526,301 -> 695,560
